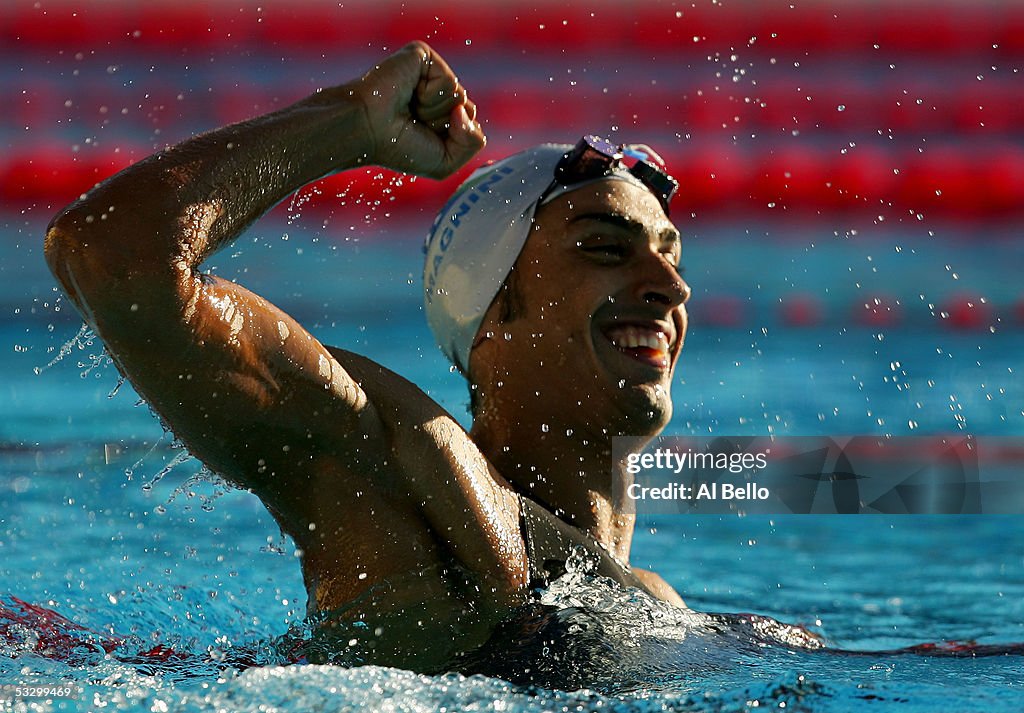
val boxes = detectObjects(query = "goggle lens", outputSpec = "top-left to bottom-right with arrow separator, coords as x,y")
551,135 -> 678,215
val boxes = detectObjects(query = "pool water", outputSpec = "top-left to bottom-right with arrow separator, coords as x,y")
2,221 -> 1024,711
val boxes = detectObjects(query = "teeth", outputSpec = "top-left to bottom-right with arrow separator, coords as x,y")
608,326 -> 670,352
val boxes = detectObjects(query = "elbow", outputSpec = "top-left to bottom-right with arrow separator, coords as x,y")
45,189 -> 134,271
43,217 -> 78,291
44,210 -> 92,291
43,218 -> 90,321
43,207 -> 114,315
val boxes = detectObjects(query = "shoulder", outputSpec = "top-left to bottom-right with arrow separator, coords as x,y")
631,567 -> 686,608
327,345 -> 453,422
325,345 -> 527,598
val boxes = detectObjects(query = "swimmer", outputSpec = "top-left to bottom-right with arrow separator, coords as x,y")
43,42 -> 690,673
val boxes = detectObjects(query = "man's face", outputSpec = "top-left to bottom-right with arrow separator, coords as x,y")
472,179 -> 690,438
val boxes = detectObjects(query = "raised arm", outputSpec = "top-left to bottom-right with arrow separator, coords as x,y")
43,43 -> 485,527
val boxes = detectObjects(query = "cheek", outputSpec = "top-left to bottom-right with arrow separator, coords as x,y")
529,308 -> 592,368
520,285 -> 574,328
542,295 -> 592,339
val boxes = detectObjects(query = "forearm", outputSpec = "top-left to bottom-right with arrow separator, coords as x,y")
45,87 -> 370,285
44,41 -> 484,328
139,88 -> 370,261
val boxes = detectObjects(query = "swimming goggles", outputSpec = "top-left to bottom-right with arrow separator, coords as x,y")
541,135 -> 679,216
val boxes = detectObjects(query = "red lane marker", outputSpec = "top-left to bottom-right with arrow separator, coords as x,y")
854,295 -> 903,328
780,294 -> 823,328
941,293 -> 991,330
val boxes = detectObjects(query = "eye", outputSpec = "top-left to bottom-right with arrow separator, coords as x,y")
588,245 -> 626,257
577,239 -> 627,261
660,249 -> 683,274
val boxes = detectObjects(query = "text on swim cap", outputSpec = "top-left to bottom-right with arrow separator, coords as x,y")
424,165 -> 516,306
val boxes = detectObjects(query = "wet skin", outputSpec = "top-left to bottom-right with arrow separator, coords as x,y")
473,182 -> 689,439
470,181 -> 691,570
42,41 -> 686,671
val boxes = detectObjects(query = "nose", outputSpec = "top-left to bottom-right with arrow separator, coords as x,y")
635,252 -> 691,308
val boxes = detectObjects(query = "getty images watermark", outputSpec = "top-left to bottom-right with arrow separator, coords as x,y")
612,435 -> 1024,515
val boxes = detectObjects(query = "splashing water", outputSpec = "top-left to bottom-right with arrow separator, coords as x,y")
453,547 -> 826,695
141,448 -> 195,494
260,531 -> 292,556
286,184 -> 321,226
33,323 -> 93,375
107,374 -> 127,399
124,432 -> 167,480
168,468 -> 235,513
79,348 -> 113,379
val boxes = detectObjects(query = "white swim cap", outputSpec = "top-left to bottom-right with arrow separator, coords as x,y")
423,142 -> 667,375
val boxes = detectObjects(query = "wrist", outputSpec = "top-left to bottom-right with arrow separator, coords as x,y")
295,82 -> 377,175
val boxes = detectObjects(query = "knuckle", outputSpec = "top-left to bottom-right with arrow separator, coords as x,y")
405,40 -> 432,62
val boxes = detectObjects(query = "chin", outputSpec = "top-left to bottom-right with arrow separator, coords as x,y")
616,382 -> 673,437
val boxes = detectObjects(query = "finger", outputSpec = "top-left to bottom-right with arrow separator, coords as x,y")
433,103 -> 486,177
416,82 -> 462,125
421,89 -> 475,135
363,42 -> 430,95
418,44 -> 460,96
356,41 -> 434,129
414,53 -> 464,124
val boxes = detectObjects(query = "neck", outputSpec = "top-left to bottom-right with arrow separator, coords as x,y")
471,407 -> 645,563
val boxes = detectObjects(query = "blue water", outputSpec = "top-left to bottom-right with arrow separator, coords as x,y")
3,219 -> 1024,711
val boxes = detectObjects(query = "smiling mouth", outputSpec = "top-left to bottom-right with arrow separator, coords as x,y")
603,324 -> 675,369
